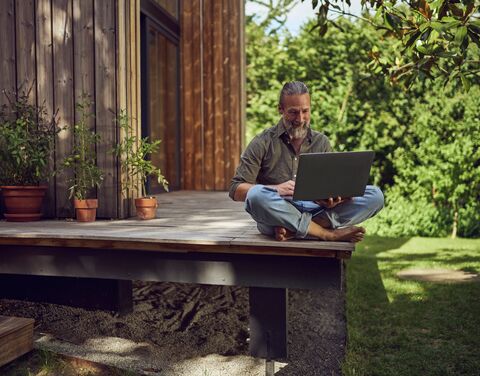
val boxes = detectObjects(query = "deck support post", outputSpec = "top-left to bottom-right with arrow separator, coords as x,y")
249,286 -> 288,359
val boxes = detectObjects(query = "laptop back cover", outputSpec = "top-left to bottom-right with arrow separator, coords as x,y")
292,151 -> 375,200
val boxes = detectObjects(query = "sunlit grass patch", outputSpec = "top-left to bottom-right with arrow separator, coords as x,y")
343,236 -> 480,376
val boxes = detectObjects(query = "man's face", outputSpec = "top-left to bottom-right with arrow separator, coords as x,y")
279,94 -> 311,140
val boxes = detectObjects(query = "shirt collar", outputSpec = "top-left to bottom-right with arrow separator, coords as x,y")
276,118 -> 313,142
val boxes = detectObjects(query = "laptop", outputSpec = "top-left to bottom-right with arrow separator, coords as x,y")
292,151 -> 375,200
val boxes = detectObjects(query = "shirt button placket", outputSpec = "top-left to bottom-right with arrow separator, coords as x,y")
292,156 -> 298,180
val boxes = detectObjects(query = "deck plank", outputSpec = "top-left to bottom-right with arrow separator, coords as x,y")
0,191 -> 354,257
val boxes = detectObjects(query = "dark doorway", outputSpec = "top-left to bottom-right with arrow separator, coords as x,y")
141,0 -> 180,193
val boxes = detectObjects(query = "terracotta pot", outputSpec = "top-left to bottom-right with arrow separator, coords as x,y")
0,185 -> 47,222
74,199 -> 98,222
135,197 -> 158,220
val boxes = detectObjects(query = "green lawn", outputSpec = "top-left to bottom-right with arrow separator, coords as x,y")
342,236 -> 480,376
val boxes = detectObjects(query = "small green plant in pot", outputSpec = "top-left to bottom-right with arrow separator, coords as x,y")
60,96 -> 103,222
0,88 -> 58,221
112,110 -> 168,220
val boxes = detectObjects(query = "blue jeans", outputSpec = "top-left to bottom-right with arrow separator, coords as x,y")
245,185 -> 384,239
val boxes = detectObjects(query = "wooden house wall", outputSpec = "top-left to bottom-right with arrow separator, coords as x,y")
0,0 -> 245,218
0,0 -> 142,219
181,0 -> 245,191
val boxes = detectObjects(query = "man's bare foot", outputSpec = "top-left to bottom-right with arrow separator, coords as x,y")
275,226 -> 295,241
307,221 -> 366,243
326,226 -> 366,243
275,224 -> 365,243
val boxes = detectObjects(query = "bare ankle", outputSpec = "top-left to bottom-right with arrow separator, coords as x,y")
313,217 -> 332,229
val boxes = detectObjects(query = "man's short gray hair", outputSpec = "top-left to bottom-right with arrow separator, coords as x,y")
279,81 -> 309,108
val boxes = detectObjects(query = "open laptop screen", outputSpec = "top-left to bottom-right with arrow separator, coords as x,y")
292,151 -> 375,201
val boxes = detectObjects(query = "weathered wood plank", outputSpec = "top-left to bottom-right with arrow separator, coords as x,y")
0,236 -> 352,258
165,36 -> 178,189
0,0 -> 16,105
222,0 -> 231,191
73,0 -> 95,105
228,0 -> 241,184
212,0 -> 225,190
95,0 -> 117,218
148,23 -> 161,189
73,0 -> 96,203
192,0 -> 203,190
116,0 -> 128,218
181,0 -> 194,189
239,1 -> 247,152
36,0 -> 56,218
53,0 -> 74,217
15,0 -> 36,104
123,0 -> 135,216
0,316 -> 34,367
202,0 -> 214,190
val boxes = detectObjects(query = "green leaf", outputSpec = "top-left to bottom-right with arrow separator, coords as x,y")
460,73 -> 470,92
455,26 -> 467,45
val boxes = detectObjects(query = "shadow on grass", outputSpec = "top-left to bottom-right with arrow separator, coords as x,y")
343,235 -> 480,376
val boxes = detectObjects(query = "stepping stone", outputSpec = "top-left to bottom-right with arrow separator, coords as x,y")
397,268 -> 480,283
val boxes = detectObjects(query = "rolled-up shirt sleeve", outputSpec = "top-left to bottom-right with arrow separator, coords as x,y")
228,135 -> 267,200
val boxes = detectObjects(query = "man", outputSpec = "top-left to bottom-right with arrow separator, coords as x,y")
229,81 -> 384,243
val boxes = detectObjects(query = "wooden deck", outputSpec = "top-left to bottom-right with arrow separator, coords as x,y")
0,191 -> 354,258
0,191 -> 354,359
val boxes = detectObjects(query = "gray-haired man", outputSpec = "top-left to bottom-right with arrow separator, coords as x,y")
229,81 -> 384,242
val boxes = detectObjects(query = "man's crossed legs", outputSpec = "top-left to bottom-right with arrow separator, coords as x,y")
245,185 -> 384,242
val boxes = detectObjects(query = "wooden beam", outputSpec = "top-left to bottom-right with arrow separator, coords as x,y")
0,316 -> 34,367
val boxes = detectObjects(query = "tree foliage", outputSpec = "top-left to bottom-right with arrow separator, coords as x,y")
305,0 -> 480,89
245,9 -> 480,237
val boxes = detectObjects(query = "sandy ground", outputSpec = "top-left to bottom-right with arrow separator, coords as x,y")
0,281 -> 346,376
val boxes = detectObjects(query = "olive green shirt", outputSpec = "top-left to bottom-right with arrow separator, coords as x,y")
229,119 -> 332,199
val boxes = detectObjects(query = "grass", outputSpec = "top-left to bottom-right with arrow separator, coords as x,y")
1,349 -> 136,376
342,236 -> 480,376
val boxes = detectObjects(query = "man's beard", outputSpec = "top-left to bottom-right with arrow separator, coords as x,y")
284,119 -> 309,140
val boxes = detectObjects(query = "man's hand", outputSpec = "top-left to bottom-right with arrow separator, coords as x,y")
315,197 -> 351,209
274,180 -> 295,197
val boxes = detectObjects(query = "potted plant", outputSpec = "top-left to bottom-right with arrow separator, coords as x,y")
112,110 -> 168,220
60,96 -> 103,222
0,88 -> 58,221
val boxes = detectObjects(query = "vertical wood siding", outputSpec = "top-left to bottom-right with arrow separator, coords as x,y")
0,0 -> 120,218
117,0 -> 141,218
0,0 -> 16,106
94,0 -> 117,218
36,0 -> 55,217
181,0 -> 245,191
52,0 -> 74,217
